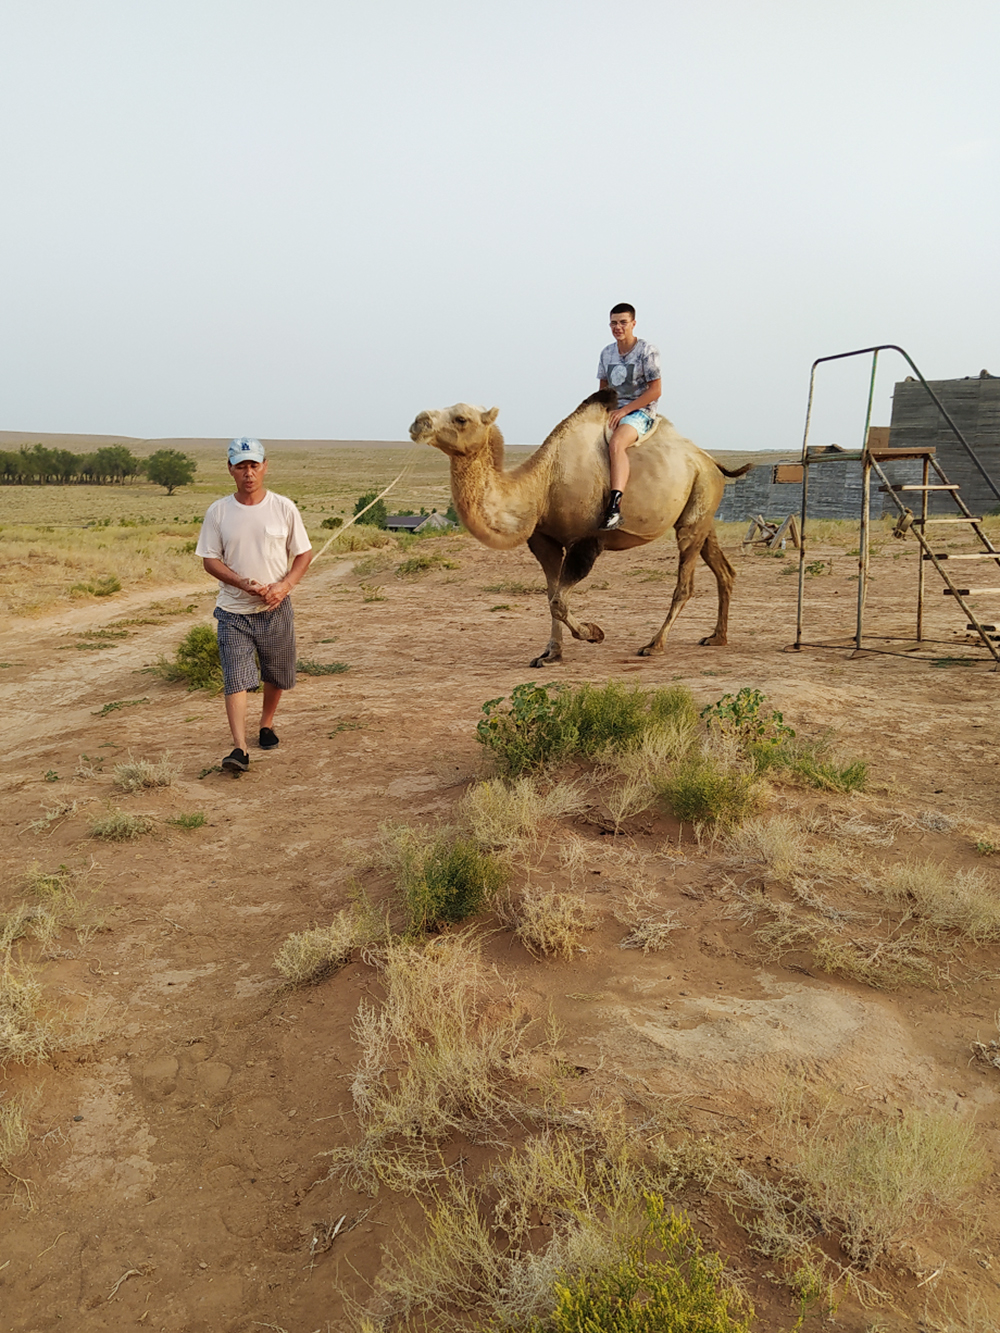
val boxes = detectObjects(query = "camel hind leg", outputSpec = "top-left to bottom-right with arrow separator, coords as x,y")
696,528 -> 735,646
637,525 -> 705,656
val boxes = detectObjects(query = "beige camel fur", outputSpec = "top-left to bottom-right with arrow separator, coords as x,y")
409,389 -> 750,666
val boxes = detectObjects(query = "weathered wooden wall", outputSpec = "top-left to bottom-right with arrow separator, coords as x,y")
888,375 -> 1000,514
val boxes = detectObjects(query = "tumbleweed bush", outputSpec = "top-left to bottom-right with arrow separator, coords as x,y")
398,832 -> 509,933
796,1109 -> 984,1268
460,776 -> 587,852
113,752 -> 178,792
524,1195 -> 753,1333
870,860 -> 1000,942
510,886 -> 596,960
90,806 -> 155,842
325,932 -> 527,1193
0,958 -> 53,1065
274,908 -> 367,986
655,756 -> 764,827
155,623 -> 223,691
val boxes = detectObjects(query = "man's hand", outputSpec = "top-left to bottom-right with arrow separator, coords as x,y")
262,579 -> 292,609
608,405 -> 631,430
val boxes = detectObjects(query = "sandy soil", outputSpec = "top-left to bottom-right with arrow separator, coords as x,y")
1,530 -> 999,1332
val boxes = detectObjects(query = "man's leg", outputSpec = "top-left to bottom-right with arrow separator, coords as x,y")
224,691 -> 249,753
260,682 -> 283,730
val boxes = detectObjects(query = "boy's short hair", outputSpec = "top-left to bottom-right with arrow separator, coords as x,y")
610,303 -> 636,319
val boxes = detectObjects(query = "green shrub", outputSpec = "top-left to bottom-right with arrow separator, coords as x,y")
396,552 -> 459,577
90,808 -> 154,842
402,834 -> 508,933
70,574 -> 121,597
155,624 -> 223,691
655,757 -> 763,826
296,659 -> 350,675
168,812 -> 206,829
320,515 -> 343,530
477,682 -> 577,778
701,688 -> 794,748
747,733 -> 867,792
526,1194 -> 752,1333
562,680 -> 657,755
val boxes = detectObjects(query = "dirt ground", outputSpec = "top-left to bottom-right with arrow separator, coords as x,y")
2,526 -> 999,1333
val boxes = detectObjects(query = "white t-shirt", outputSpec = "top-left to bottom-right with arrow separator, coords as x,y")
196,491 -> 312,614
597,338 -> 662,410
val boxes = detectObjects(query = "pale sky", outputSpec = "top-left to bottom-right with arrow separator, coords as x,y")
2,1 -> 997,452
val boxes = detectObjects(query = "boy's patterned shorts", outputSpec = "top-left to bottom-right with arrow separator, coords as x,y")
214,601 -> 297,695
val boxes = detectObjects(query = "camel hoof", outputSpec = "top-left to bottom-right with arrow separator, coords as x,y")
698,634 -> 727,647
570,622 -> 605,644
637,641 -> 663,657
529,650 -> 562,668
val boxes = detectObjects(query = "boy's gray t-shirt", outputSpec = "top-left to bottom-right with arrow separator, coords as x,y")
597,338 -> 662,410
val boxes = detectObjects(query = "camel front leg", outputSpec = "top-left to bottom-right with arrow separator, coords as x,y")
527,533 -> 605,666
637,531 -> 703,656
527,532 -> 567,667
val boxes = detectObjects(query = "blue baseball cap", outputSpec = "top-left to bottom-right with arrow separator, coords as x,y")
228,437 -> 266,465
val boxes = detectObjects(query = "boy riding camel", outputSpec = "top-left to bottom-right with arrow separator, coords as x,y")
596,303 -> 662,530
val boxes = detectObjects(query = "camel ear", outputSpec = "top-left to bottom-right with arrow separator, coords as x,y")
483,407 -> 499,426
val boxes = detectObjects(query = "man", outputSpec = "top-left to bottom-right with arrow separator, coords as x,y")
596,303 -> 662,530
195,438 -> 313,773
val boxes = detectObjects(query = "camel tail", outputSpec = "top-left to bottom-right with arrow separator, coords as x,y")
717,462 -> 753,479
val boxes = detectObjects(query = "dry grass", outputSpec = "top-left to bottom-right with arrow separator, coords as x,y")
113,752 -> 178,793
614,891 -> 682,954
868,860 -> 1000,942
90,807 -> 155,842
0,523 -> 201,616
506,887 -> 597,961
0,958 -> 54,1065
273,908 -> 368,986
796,1109 -> 985,1268
460,776 -> 586,852
366,1122 -> 741,1332
723,816 -> 807,881
324,932 -> 529,1194
0,1091 -> 33,1166
0,865 -> 106,951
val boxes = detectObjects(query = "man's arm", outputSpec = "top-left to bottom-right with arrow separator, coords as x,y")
202,557 -> 267,600
608,378 -> 661,430
261,550 -> 313,609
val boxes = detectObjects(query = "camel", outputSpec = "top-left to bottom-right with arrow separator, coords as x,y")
408,389 -> 750,666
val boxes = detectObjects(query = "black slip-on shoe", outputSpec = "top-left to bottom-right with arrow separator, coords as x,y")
598,509 -> 622,531
259,727 -> 279,750
222,748 -> 250,773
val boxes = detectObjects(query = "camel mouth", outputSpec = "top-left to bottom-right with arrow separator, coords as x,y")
408,412 -> 435,443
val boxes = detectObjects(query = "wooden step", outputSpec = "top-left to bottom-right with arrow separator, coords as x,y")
923,552 -> 1000,560
878,484 -> 960,492
943,588 -> 1000,596
968,623 -> 999,632
913,516 -> 983,524
867,448 -> 937,460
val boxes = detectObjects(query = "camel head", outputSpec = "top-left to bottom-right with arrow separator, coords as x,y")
409,403 -> 500,458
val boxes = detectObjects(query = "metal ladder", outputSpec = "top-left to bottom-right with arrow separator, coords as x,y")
865,446 -> 1000,664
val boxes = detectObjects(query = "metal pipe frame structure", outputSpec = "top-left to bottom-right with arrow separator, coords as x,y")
792,344 -> 1000,664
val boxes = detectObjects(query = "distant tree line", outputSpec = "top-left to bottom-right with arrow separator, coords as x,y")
0,444 -> 196,493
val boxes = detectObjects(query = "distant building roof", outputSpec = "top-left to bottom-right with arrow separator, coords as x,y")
384,512 -> 454,532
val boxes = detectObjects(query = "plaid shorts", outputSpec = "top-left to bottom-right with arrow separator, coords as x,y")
214,601 -> 297,695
